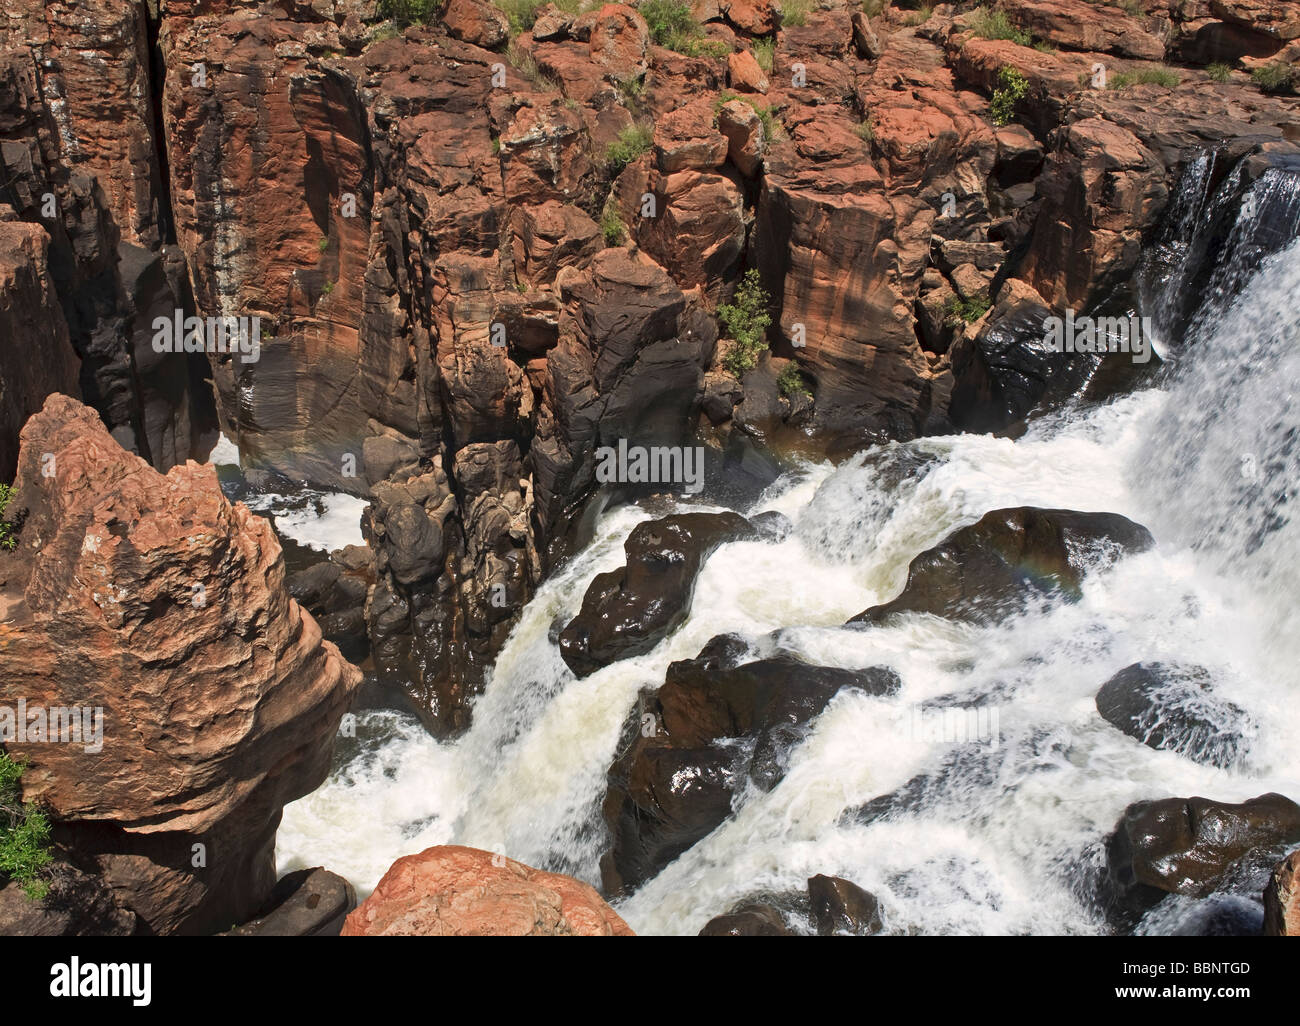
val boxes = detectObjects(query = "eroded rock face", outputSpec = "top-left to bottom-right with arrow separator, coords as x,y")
0,395 -> 361,935
559,512 -> 757,677
1263,848 -> 1300,936
341,845 -> 634,936
1103,793 -> 1300,924
601,633 -> 900,894
850,507 -> 1155,625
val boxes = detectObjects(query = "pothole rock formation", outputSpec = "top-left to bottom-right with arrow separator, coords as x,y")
341,845 -> 634,936
850,506 -> 1154,626
0,395 -> 361,935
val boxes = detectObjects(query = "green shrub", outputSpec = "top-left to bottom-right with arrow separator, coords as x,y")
989,66 -> 1028,126
1251,62 -> 1296,95
778,0 -> 814,28
1107,66 -> 1181,89
968,7 -> 1032,47
377,0 -> 443,24
718,269 -> 772,377
944,294 -> 991,326
1206,62 -> 1232,83
0,483 -> 17,552
854,116 -> 874,141
0,753 -> 52,901
600,202 -> 626,246
777,362 -> 811,398
902,5 -> 932,25
605,122 -> 654,173
752,37 -> 776,74
639,0 -> 725,54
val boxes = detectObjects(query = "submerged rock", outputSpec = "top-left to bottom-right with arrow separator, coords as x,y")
1095,662 -> 1252,769
1102,793 -> 1300,926
850,507 -> 1154,626
601,636 -> 900,894
559,512 -> 758,677
342,846 -> 633,937
699,902 -> 793,936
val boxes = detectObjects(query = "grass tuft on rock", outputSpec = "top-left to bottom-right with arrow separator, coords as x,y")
0,752 -> 52,901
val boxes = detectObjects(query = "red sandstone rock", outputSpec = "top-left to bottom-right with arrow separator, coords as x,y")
728,48 -> 770,93
0,395 -> 362,935
588,3 -> 651,79
341,846 -> 634,936
442,0 -> 511,48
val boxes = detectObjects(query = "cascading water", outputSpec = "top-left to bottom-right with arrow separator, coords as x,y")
276,173 -> 1300,936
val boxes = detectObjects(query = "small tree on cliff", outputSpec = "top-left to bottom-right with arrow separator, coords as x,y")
718,270 -> 772,378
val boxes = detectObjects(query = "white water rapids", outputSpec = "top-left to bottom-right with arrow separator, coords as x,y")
273,235 -> 1300,936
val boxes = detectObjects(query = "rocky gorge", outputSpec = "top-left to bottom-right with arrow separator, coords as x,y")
0,0 -> 1297,937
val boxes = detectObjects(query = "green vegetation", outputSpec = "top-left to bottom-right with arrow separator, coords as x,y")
0,483 -> 17,552
752,36 -> 776,74
507,42 -> 561,90
854,116 -> 875,142
777,362 -> 811,398
605,122 -> 654,173
1107,66 -> 1181,90
861,0 -> 885,16
0,752 -> 52,901
318,237 -> 329,253
377,0 -> 443,24
1251,62 -> 1296,95
778,0 -> 815,28
989,66 -> 1028,126
495,0 -> 589,35
322,281 -> 335,296
1205,62 -> 1232,83
600,201 -> 626,246
945,294 -> 991,326
718,270 -> 772,377
902,5 -> 932,27
638,0 -> 727,56
968,7 -> 1032,47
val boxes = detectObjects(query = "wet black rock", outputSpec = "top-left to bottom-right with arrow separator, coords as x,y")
1096,662 -> 1252,769
559,512 -> 758,677
600,636 -> 900,895
850,507 -> 1155,626
222,867 -> 356,937
1102,793 -> 1300,927
699,902 -> 793,936
808,874 -> 883,936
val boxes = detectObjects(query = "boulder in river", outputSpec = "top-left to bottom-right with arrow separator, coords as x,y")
808,874 -> 883,936
699,902 -> 794,936
559,511 -> 759,677
850,507 -> 1155,626
1102,793 -> 1300,925
1095,662 -> 1252,769
601,635 -> 900,894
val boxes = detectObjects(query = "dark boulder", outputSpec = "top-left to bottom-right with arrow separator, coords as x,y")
850,507 -> 1154,626
601,636 -> 900,894
223,868 -> 357,937
699,902 -> 793,936
559,512 -> 758,677
808,874 -> 883,936
0,860 -> 136,937
1103,793 -> 1300,926
1095,662 -> 1252,769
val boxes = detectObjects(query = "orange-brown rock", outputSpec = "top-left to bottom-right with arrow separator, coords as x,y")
999,0 -> 1169,60
0,394 -> 361,935
1263,848 -> 1300,936
341,846 -> 634,936
728,48 -> 770,93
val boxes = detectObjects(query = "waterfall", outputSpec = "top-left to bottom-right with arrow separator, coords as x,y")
277,163 -> 1300,936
